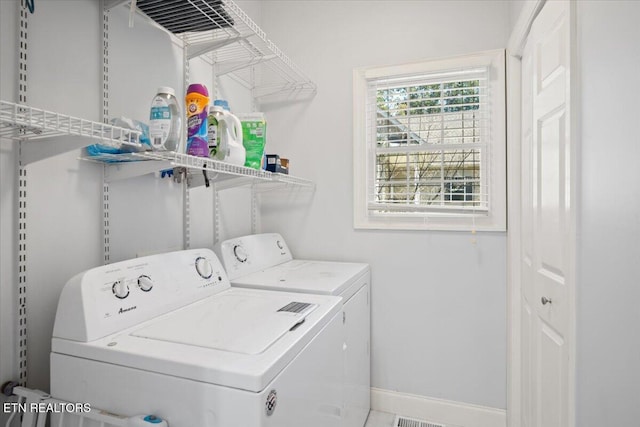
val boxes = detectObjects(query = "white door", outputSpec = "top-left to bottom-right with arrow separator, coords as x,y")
520,1 -> 574,427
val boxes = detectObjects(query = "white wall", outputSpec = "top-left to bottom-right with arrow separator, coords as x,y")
259,1 -> 509,409
576,1 -> 640,425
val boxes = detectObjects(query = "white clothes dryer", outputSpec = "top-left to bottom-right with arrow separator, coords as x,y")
51,249 -> 343,427
219,233 -> 371,427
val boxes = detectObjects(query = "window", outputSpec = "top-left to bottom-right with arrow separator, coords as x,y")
353,50 -> 506,231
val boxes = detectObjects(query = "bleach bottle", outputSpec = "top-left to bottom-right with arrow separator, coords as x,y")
211,99 -> 245,166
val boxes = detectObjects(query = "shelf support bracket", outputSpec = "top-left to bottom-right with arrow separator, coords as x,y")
103,0 -> 128,11
216,55 -> 277,77
186,36 -> 246,60
19,135 -> 102,166
104,159 -> 172,182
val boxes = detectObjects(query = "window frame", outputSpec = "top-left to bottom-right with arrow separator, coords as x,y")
353,49 -> 506,231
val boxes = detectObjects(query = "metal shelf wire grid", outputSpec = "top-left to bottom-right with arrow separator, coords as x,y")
268,172 -> 314,188
0,100 -> 142,148
136,151 -> 272,179
133,151 -> 315,189
136,0 -> 316,100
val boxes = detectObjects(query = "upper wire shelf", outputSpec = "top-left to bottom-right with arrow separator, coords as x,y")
0,100 -> 142,148
128,0 -> 317,101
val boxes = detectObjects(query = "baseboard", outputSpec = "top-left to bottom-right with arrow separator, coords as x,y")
371,388 -> 506,427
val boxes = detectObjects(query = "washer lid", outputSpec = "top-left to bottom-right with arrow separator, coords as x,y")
231,260 -> 370,296
131,292 -> 315,355
51,288 -> 342,392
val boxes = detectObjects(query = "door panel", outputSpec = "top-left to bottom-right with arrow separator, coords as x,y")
520,1 -> 573,427
537,109 -> 566,280
538,319 -> 565,427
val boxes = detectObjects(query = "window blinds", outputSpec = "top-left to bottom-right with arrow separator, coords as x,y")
366,67 -> 490,215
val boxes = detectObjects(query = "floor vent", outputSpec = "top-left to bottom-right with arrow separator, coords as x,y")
394,415 -> 446,427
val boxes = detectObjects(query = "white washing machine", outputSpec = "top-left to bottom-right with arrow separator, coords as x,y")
50,248 -> 344,427
219,233 -> 371,427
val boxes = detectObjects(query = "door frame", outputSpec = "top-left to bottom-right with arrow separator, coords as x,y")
506,1 -> 577,426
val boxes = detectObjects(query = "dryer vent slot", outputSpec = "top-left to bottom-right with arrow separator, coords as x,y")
278,302 -> 312,314
394,415 -> 446,427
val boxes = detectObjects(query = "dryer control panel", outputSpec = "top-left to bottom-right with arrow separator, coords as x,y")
53,249 -> 229,342
220,233 -> 293,280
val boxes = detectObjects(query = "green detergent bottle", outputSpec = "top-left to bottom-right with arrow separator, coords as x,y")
238,112 -> 267,170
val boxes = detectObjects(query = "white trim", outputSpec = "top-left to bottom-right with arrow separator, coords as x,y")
353,49 -> 506,232
506,3 -> 544,427
507,0 -> 546,58
567,2 -> 579,425
371,387 -> 506,427
505,53 -> 523,427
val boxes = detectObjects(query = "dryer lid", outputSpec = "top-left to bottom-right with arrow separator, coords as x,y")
231,260 -> 369,296
131,292 -> 316,355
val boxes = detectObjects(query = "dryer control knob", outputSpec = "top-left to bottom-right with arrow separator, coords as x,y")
112,280 -> 129,299
234,245 -> 248,263
195,257 -> 213,279
137,275 -> 154,292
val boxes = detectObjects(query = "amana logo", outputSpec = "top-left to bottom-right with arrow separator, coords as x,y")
118,306 -> 137,314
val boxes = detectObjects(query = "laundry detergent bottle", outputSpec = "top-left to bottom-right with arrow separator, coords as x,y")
149,87 -> 181,151
185,83 -> 210,157
216,110 -> 245,166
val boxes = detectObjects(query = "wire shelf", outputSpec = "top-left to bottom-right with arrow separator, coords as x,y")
134,0 -> 316,101
81,152 -> 152,163
135,151 -> 271,179
129,151 -> 314,189
0,100 -> 142,148
269,172 -> 314,187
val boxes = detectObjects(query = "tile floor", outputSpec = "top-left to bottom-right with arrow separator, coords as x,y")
364,410 -> 396,427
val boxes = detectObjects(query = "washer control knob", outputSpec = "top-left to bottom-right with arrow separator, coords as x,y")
234,245 -> 248,263
138,275 -> 154,292
112,280 -> 129,299
195,257 -> 213,279
276,240 -> 284,250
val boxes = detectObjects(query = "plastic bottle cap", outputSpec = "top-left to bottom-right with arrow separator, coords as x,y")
187,83 -> 209,97
157,87 -> 175,96
210,105 -> 224,113
143,415 -> 163,424
213,99 -> 230,111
